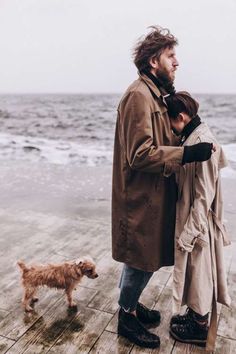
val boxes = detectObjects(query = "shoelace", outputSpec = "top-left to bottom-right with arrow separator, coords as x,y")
175,307 -> 192,321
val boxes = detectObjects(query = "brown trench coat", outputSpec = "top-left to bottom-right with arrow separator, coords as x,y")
112,73 -> 184,272
173,123 -> 231,350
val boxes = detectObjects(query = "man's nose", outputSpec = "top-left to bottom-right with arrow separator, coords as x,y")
174,58 -> 179,67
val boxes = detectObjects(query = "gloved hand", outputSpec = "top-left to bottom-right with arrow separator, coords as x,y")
182,142 -> 213,164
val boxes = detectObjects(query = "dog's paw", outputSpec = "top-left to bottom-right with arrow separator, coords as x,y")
25,306 -> 34,312
68,301 -> 77,308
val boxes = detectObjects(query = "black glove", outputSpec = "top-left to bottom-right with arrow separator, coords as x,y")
182,142 -> 213,164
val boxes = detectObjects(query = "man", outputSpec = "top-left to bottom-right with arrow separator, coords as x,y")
112,26 -> 213,349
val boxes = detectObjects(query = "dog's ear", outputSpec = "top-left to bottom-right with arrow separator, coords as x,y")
75,259 -> 83,266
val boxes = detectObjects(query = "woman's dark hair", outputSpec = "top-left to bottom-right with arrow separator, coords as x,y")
165,91 -> 199,119
133,26 -> 178,72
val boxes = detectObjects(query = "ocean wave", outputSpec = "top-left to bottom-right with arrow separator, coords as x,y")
0,132 -> 235,175
0,132 -> 113,166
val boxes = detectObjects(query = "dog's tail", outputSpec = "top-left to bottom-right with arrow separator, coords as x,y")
17,260 -> 28,272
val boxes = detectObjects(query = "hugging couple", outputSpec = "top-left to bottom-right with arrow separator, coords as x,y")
111,26 -> 231,351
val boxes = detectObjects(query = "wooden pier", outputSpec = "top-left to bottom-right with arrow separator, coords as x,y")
0,205 -> 235,354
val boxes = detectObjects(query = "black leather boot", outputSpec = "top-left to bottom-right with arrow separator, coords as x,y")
170,307 -> 194,326
170,317 -> 208,346
118,308 -> 160,348
136,302 -> 161,325
170,308 -> 209,326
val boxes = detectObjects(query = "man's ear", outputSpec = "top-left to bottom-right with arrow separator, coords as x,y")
149,56 -> 159,69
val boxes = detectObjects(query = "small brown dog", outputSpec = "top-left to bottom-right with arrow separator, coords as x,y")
17,256 -> 98,312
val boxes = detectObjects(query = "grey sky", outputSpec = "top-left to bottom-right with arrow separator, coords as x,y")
0,0 -> 235,94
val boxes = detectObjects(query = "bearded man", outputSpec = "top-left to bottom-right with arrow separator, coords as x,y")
112,26 -> 213,349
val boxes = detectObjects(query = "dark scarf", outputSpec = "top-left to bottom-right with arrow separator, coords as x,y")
142,69 -> 176,95
180,115 -> 201,145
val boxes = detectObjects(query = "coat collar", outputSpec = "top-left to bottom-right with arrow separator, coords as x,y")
138,72 -> 162,99
180,115 -> 201,145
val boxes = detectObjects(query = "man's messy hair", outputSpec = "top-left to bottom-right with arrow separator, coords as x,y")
165,91 -> 199,119
133,26 -> 178,72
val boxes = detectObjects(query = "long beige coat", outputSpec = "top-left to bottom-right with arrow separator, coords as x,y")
112,73 -> 184,272
173,122 -> 231,350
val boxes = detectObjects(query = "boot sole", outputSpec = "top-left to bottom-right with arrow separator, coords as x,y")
169,328 -> 206,347
118,327 -> 160,348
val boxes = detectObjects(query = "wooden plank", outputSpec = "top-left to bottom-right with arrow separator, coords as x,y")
105,311 -> 119,334
47,308 -> 112,354
52,219 -> 111,262
0,335 -> 15,354
89,330 -> 132,354
148,270 -> 171,287
0,286 -> 97,341
217,272 -> 236,340
87,256 -> 121,314
214,335 -> 236,354
172,341 -> 193,354
0,310 -> 9,322
6,291 -> 106,354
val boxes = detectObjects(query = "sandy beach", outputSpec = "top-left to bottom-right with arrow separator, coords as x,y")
0,160 -> 235,353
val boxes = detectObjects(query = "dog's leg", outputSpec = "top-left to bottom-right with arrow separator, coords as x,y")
65,284 -> 77,308
22,287 -> 35,312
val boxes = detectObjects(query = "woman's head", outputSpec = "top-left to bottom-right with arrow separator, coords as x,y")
165,91 -> 199,135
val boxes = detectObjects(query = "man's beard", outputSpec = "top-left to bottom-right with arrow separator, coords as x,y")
155,68 -> 176,95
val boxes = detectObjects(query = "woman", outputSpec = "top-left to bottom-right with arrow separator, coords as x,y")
165,92 -> 231,350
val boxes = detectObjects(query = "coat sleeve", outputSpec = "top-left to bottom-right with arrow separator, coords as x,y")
177,151 -> 219,252
120,90 -> 184,174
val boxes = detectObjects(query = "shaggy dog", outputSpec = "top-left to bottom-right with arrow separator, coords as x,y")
17,256 -> 98,311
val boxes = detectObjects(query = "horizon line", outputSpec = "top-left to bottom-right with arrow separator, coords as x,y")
0,91 -> 235,96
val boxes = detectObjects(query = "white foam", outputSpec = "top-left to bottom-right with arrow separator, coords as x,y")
222,143 -> 236,163
0,132 -> 113,166
0,133 -> 235,176
221,144 -> 236,179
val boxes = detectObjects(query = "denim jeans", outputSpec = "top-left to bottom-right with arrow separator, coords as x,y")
118,264 -> 153,312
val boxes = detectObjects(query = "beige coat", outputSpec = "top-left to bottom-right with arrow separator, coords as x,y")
112,73 -> 184,272
173,122 -> 231,350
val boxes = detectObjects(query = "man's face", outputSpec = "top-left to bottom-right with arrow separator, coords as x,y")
152,47 -> 179,83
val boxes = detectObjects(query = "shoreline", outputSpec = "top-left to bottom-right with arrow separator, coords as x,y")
0,159 -> 235,240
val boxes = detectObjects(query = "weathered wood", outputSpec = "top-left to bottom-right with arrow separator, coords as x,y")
0,310 -> 9,323
0,202 -> 234,354
6,293 -> 108,354
217,272 -> 236,340
172,341 -> 194,354
89,330 -> 133,354
0,335 -> 15,354
47,308 -> 112,354
214,335 -> 236,354
0,286 -> 97,341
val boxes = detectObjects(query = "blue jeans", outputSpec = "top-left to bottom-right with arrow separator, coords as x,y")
118,264 -> 153,312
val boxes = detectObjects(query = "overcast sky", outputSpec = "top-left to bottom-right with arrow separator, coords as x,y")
0,0 -> 235,94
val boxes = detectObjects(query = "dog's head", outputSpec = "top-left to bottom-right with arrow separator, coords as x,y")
75,256 -> 98,279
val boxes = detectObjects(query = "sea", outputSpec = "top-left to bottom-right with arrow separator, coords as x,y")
0,93 -> 235,176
